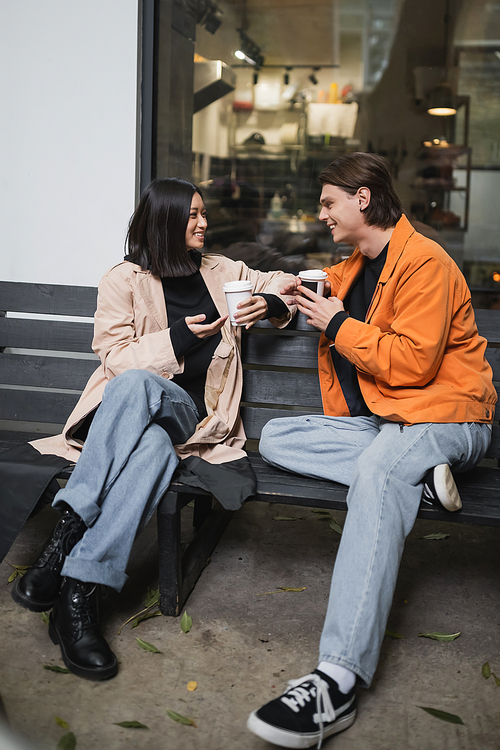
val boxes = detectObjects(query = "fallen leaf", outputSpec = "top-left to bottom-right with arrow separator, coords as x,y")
418,706 -> 465,725
422,533 -> 450,540
187,681 -> 197,692
143,586 -> 160,609
41,612 -> 50,625
136,638 -> 162,653
43,665 -> 71,674
180,611 -> 193,634
113,721 -> 149,729
329,519 -> 343,535
418,632 -> 460,642
273,516 -> 301,521
482,661 -> 491,679
131,610 -> 163,629
55,717 -> 69,730
256,587 -> 306,595
118,586 -> 161,633
385,630 -> 406,639
493,674 -> 500,687
311,510 -> 331,515
166,709 -> 196,727
56,732 -> 76,750
6,565 -> 30,583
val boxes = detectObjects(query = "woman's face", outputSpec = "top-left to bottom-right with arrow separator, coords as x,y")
185,191 -> 207,250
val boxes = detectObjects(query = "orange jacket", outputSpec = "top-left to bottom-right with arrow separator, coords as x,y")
319,214 -> 497,424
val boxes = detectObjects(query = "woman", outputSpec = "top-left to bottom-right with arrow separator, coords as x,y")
11,177 -> 295,681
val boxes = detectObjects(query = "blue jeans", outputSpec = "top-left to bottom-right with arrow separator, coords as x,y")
259,415 -> 492,686
53,370 -> 199,591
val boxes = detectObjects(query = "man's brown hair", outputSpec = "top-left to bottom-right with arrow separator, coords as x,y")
319,152 -> 403,230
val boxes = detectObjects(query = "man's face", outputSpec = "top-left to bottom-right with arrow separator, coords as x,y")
318,184 -> 365,245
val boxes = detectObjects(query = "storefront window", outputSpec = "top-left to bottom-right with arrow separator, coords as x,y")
154,0 -> 500,308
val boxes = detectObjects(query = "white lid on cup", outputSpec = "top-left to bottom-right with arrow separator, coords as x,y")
223,280 -> 253,293
298,270 -> 327,280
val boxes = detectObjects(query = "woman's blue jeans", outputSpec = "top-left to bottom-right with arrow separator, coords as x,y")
53,370 -> 199,592
259,415 -> 492,687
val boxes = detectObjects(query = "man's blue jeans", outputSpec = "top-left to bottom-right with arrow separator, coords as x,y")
259,415 -> 492,687
53,370 -> 199,591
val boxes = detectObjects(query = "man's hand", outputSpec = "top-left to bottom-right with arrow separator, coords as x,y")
186,314 -> 228,338
233,295 -> 268,329
296,282 -> 344,332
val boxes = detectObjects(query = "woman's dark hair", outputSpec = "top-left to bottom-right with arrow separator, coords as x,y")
126,177 -> 203,277
319,153 -> 403,230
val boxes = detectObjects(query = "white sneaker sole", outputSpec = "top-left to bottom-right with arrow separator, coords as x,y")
434,464 -> 462,512
247,708 -> 356,749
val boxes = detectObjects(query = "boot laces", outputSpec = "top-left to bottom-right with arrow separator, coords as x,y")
281,673 -> 336,749
37,515 -> 76,567
71,584 -> 98,630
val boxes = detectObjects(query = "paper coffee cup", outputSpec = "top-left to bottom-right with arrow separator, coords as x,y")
223,280 -> 254,326
298,270 -> 327,297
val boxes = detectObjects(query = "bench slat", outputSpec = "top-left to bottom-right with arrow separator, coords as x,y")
0,353 -> 99,389
242,370 -> 322,408
0,281 -> 97,317
0,318 -> 94,352
474,309 -> 500,346
0,389 -> 80,424
241,406 -> 321,440
242,331 -> 319,368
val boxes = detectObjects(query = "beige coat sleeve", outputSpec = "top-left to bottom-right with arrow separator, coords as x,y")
92,267 -> 184,380
229,260 -> 295,327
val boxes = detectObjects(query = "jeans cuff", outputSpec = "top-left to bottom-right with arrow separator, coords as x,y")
53,486 -> 102,526
61,558 -> 128,592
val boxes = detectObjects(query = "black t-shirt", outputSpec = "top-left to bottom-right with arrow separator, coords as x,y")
324,244 -> 388,416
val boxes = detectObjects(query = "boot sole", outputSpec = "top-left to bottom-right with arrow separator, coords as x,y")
247,708 -> 356,749
49,619 -> 118,681
11,579 -> 57,613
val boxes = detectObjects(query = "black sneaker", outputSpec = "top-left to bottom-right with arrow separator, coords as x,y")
247,669 -> 356,749
422,464 -> 462,512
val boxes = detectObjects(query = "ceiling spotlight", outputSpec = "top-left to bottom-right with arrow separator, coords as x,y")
196,0 -> 223,35
235,29 -> 264,68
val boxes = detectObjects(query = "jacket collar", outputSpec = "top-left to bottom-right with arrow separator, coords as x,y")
339,213 -> 415,295
378,213 -> 415,284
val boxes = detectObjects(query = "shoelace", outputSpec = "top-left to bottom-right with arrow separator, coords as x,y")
282,673 -> 336,750
71,584 -> 98,630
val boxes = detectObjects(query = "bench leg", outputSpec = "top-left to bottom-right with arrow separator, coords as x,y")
157,491 -> 233,616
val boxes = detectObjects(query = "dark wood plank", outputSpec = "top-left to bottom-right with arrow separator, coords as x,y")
0,353 -> 98,389
0,389 -> 80,423
475,309 -> 500,346
0,318 -> 94,352
485,347 -> 500,380
241,406 -> 321,440
0,429 -> 55,452
0,281 -> 97,317
242,331 -> 319,368
242,370 -> 322,408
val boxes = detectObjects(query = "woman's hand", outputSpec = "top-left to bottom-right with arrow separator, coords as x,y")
186,314 -> 228,339
233,295 -> 268,329
296,284 -> 343,332
281,277 -> 332,305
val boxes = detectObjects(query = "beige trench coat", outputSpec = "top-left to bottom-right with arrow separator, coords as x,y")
30,254 -> 295,465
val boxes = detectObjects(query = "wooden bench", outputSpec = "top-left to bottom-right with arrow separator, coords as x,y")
1,281 -> 499,618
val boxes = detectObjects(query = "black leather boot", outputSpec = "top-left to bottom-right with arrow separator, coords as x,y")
11,508 -> 86,612
49,577 -> 118,681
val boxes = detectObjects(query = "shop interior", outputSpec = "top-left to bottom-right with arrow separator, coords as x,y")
152,0 -> 500,308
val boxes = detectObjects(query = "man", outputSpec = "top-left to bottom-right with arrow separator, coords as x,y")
247,153 -> 496,748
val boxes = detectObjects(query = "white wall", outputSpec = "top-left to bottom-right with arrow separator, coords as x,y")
0,0 -> 139,287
